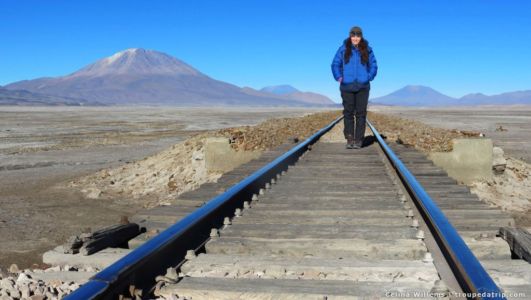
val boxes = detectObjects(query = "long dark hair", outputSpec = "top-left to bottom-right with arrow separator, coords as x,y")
344,37 -> 369,66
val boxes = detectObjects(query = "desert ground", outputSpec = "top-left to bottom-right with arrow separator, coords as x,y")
0,106 -> 333,269
371,105 -> 531,163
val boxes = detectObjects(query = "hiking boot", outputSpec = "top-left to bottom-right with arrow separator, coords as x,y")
346,136 -> 355,149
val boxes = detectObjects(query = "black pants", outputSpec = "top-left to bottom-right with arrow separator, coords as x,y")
341,88 -> 369,142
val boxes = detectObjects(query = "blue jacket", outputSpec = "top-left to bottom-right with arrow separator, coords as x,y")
331,41 -> 378,84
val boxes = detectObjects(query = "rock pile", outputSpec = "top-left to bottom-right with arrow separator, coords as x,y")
367,111 -> 482,153
216,111 -> 342,152
0,264 -> 95,300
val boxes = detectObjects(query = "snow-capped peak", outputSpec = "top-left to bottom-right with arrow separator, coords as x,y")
68,48 -> 203,78
102,48 -> 145,65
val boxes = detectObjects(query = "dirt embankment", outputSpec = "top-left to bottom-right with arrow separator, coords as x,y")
64,111 -> 342,208
469,157 -> 531,227
367,111 -> 482,152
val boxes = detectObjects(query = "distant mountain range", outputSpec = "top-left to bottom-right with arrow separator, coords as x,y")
3,49 -> 529,107
260,85 -> 300,95
0,86 -> 102,106
256,85 -> 336,106
3,48 -> 335,107
371,85 -> 531,106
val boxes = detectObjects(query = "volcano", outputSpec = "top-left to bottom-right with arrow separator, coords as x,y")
5,48 -> 334,106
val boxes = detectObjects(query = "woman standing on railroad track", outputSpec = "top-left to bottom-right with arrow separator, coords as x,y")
331,26 -> 378,149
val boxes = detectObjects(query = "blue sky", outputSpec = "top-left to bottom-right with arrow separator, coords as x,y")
1,1 -> 530,103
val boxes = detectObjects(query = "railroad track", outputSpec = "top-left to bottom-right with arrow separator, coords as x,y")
67,116 -> 530,300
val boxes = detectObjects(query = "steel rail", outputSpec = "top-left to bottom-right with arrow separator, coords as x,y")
65,115 -> 343,300
367,119 -> 505,300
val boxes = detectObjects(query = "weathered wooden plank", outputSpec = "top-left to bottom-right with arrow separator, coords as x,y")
78,223 -> 143,256
498,227 -> 531,262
